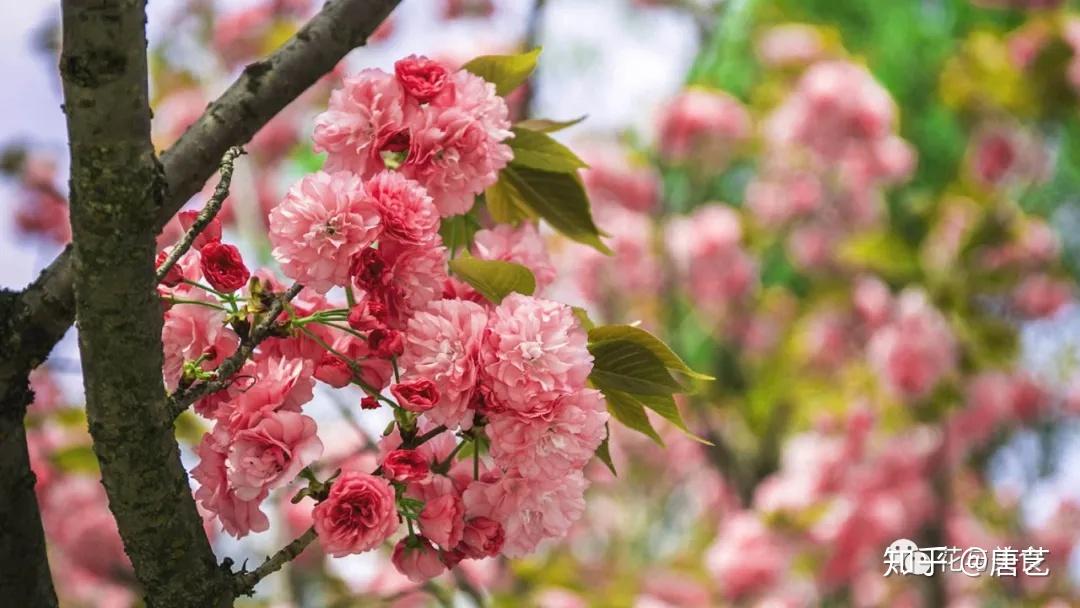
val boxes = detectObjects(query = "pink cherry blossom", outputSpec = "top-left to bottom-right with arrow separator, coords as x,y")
705,512 -> 788,600
418,493 -> 466,550
463,470 -> 588,558
161,285 -> 239,390
658,89 -> 751,163
226,411 -> 324,501
400,299 -> 489,428
269,171 -> 381,293
366,170 -> 440,245
192,428 -> 270,538
482,294 -> 593,417
867,289 -> 957,400
313,68 -> 416,176
487,388 -> 608,479
391,537 -> 447,583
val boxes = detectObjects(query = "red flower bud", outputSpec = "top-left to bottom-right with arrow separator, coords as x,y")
200,241 -> 250,293
382,449 -> 431,483
350,247 -> 388,290
156,250 -> 184,287
391,379 -> 440,413
348,300 -> 388,332
360,395 -> 381,410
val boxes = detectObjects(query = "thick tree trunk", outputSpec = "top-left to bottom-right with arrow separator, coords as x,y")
60,1 -> 231,606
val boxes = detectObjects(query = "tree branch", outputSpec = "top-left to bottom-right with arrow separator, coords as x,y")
60,1 -> 230,605
169,283 -> 303,419
155,146 -> 243,283
233,527 -> 317,597
1,0 -> 402,415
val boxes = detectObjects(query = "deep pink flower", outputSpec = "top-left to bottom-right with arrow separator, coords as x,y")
312,471 -> 398,557
391,378 -> 441,413
200,241 -> 250,293
458,516 -> 505,558
209,354 -> 315,432
382,449 -> 431,483
418,493 -> 466,550
658,89 -> 750,164
867,289 -> 956,400
391,537 -> 446,583
347,299 -> 389,331
481,294 -> 593,417
400,299 -> 489,428
269,171 -> 381,293
366,171 -> 440,245
395,55 -> 452,104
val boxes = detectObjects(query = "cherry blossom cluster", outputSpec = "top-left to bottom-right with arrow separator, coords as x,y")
157,54 -> 609,584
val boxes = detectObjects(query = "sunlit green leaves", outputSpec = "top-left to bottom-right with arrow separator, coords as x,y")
499,166 -> 611,253
448,255 -> 536,303
515,115 -> 586,133
509,127 -> 588,172
588,324 -> 714,381
463,48 -> 541,96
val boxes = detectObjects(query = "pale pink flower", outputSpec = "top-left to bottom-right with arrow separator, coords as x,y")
226,411 -> 324,501
867,289 -> 957,400
391,537 -> 447,583
472,223 -> 557,290
756,24 -> 824,67
852,275 -> 892,328
705,512 -> 788,600
487,388 -> 608,479
161,286 -> 239,390
401,70 -> 513,215
381,243 -> 451,325
463,470 -> 588,557
269,171 -> 381,293
1013,273 -> 1072,318
193,429 -> 270,538
418,493 -> 466,550
314,68 -> 416,176
580,143 -> 660,213
313,471 -> 398,556
658,89 -> 750,163
666,205 -> 756,310
367,171 -> 440,246
400,299 -> 489,428
482,294 -> 593,417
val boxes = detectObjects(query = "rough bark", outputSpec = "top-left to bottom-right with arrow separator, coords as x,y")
0,0 -> 401,411
0,296 -> 57,607
59,1 -> 230,606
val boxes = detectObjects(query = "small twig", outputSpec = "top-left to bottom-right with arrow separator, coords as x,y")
403,425 -> 448,450
155,146 -> 244,283
234,526 -> 317,597
168,283 -> 303,418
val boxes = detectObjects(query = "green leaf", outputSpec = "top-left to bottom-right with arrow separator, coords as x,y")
589,324 -> 714,381
448,255 -> 536,303
515,115 -> 587,133
509,127 -> 588,172
484,176 -> 534,224
51,445 -> 99,474
571,306 -> 596,331
501,166 -> 611,254
604,389 -> 663,446
174,411 -> 208,445
439,213 -> 481,255
838,231 -> 919,280
462,48 -> 542,96
589,339 -> 683,396
630,393 -> 711,445
595,424 -> 617,476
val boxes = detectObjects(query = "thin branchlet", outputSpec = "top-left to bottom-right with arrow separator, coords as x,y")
168,283 -> 303,418
233,527 -> 316,596
155,146 -> 244,283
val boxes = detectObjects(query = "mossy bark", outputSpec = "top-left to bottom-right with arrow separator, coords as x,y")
60,1 -> 231,606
